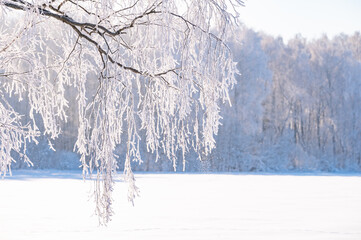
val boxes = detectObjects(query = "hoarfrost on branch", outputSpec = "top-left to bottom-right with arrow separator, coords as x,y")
0,0 -> 243,223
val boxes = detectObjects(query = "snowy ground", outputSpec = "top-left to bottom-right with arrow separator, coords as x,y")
0,171 -> 361,240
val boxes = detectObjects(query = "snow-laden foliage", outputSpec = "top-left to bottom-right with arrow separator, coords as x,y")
0,96 -> 38,176
0,0 -> 243,223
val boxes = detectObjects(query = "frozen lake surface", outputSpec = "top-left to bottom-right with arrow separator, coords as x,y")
1,170 -> 361,240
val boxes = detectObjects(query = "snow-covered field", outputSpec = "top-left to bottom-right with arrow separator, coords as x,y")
0,171 -> 360,240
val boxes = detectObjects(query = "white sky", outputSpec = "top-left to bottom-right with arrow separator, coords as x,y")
237,0 -> 361,42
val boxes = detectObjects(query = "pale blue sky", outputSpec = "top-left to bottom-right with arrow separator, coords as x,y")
238,0 -> 361,41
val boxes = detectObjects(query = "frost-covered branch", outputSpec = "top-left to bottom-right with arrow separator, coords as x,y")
0,0 -> 242,224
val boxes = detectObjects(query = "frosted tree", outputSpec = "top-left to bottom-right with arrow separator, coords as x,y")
0,0 -> 243,223
211,27 -> 271,171
260,33 -> 361,171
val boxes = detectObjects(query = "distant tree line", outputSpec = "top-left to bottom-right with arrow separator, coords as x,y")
210,28 -> 361,172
